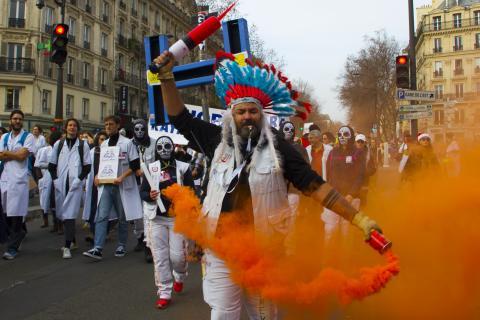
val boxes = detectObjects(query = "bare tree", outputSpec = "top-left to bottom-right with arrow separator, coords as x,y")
337,30 -> 399,141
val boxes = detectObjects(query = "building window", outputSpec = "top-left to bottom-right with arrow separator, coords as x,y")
6,43 -> 23,71
42,90 -> 51,113
101,102 -> 107,121
434,110 -> 444,125
118,53 -> 124,69
43,6 -> 54,32
454,109 -> 465,124
131,25 -> 136,40
475,11 -> 480,25
83,62 -> 90,87
102,1 -> 109,22
66,95 -> 74,117
454,36 -> 462,51
101,33 -> 108,56
83,25 -> 91,48
5,87 -> 20,111
141,2 -> 147,18
68,17 -> 76,43
82,98 -> 90,119
132,0 -> 137,11
453,13 -> 462,28
155,11 -> 160,27
455,83 -> 464,98
434,61 -> 443,76
100,68 -> 107,92
85,0 -> 92,13
434,38 -> 442,52
434,84 -> 443,99
433,16 -> 441,30
9,0 -> 25,28
66,57 -> 75,83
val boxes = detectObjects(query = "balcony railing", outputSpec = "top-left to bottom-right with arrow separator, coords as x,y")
454,68 -> 464,76
85,4 -> 92,14
131,9 -> 137,16
5,104 -> 20,111
114,68 -> 140,86
117,34 -> 128,47
418,17 -> 480,38
68,34 -> 76,45
70,0 -> 77,5
0,57 -> 35,74
142,16 -> 148,24
102,14 -> 108,23
83,78 -> 89,88
128,38 -> 141,50
66,73 -> 74,83
453,45 -> 463,51
45,24 -> 53,34
84,41 -> 90,49
119,1 -> 126,10
101,48 -> 108,57
433,70 -> 443,77
100,84 -> 107,92
8,18 -> 25,28
433,47 -> 442,53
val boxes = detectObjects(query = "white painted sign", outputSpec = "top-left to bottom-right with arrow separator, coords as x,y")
397,110 -> 433,121
148,161 -> 161,191
396,89 -> 435,101
398,104 -> 433,113
98,146 -> 120,183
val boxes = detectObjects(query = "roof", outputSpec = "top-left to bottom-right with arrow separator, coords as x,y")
436,0 -> 480,9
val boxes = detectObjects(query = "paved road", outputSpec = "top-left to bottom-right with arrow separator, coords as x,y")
0,215 -> 215,320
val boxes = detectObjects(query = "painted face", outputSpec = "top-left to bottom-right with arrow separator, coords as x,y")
156,136 -> 174,160
338,126 -> 352,145
282,122 -> 295,140
134,123 -> 146,139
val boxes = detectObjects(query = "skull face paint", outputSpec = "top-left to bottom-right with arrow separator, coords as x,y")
282,121 -> 295,141
338,126 -> 353,145
134,123 -> 146,139
156,136 -> 174,160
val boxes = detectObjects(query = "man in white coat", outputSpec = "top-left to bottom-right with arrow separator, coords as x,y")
0,110 -> 36,260
49,118 -> 91,259
83,115 -> 142,260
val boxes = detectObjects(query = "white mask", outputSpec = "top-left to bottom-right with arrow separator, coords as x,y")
282,122 -> 295,141
338,126 -> 352,145
156,136 -> 174,160
134,123 -> 146,139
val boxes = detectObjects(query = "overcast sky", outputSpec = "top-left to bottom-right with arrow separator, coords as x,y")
234,0 -> 432,123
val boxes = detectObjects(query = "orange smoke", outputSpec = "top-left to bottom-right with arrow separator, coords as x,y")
163,184 -> 399,311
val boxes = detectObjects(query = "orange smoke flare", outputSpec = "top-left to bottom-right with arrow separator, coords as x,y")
163,184 -> 399,310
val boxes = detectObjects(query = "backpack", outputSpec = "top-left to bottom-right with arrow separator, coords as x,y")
0,131 -> 30,176
56,138 -> 85,167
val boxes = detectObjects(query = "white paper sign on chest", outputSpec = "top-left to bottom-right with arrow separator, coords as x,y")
98,146 -> 120,184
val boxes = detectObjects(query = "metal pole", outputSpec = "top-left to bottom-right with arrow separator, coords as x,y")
408,0 -> 418,137
53,0 -> 66,127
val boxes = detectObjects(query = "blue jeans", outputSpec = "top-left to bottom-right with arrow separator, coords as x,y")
94,185 -> 128,250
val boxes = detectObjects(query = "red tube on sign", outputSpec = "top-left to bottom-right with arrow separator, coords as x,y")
367,230 -> 392,254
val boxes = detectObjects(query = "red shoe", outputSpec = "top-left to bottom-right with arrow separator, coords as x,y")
155,298 -> 170,309
173,281 -> 183,293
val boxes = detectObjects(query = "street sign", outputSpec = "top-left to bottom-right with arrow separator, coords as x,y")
398,104 -> 432,113
397,110 -> 433,121
396,89 -> 435,101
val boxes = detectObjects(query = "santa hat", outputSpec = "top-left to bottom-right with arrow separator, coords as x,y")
417,132 -> 431,141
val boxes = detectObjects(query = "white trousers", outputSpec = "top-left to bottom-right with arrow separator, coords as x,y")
145,216 -> 188,299
321,198 -> 360,242
203,251 -> 278,320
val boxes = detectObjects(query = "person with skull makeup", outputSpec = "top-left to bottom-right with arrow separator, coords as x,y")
152,51 -> 384,320
139,135 -> 194,309
322,126 -> 366,244
279,121 -> 309,162
131,119 -> 156,260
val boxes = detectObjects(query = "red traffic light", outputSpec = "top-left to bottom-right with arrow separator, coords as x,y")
396,55 -> 408,65
54,24 -> 67,35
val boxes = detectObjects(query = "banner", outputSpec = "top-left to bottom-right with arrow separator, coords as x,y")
119,86 -> 128,114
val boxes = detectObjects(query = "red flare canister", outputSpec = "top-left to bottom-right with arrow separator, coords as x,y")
367,230 -> 392,254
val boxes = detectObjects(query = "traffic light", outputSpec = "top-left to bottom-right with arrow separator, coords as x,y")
50,23 -> 69,65
395,55 -> 410,89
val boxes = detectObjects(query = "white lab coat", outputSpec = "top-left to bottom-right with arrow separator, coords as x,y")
306,143 -> 333,181
33,135 -> 46,157
34,145 -> 53,212
97,135 -> 142,221
50,139 -> 91,220
0,130 -> 35,217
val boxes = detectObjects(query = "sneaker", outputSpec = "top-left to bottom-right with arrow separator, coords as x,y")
62,247 -> 72,259
155,298 -> 170,309
173,281 -> 183,293
83,248 -> 103,260
114,246 -> 126,257
2,249 -> 17,260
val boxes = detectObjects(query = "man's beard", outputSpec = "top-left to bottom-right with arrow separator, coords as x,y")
11,124 -> 21,132
238,120 -> 261,141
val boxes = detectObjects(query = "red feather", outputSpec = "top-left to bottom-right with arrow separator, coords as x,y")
295,111 -> 307,121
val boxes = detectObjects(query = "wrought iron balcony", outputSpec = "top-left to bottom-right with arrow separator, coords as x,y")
5,104 -> 20,111
433,70 -> 443,77
453,45 -> 463,51
70,0 -> 77,5
117,35 -> 128,47
418,17 -> 480,39
454,68 -> 464,76
433,47 -> 442,53
8,18 -> 25,28
142,16 -> 148,24
68,35 -> 76,45
114,68 -> 140,86
84,41 -> 90,50
83,78 -> 90,88
0,57 -> 35,74
101,48 -> 108,57
66,73 -> 74,83
102,14 -> 109,23
131,9 -> 137,16
85,4 -> 92,14
100,84 -> 107,92
119,1 -> 126,10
